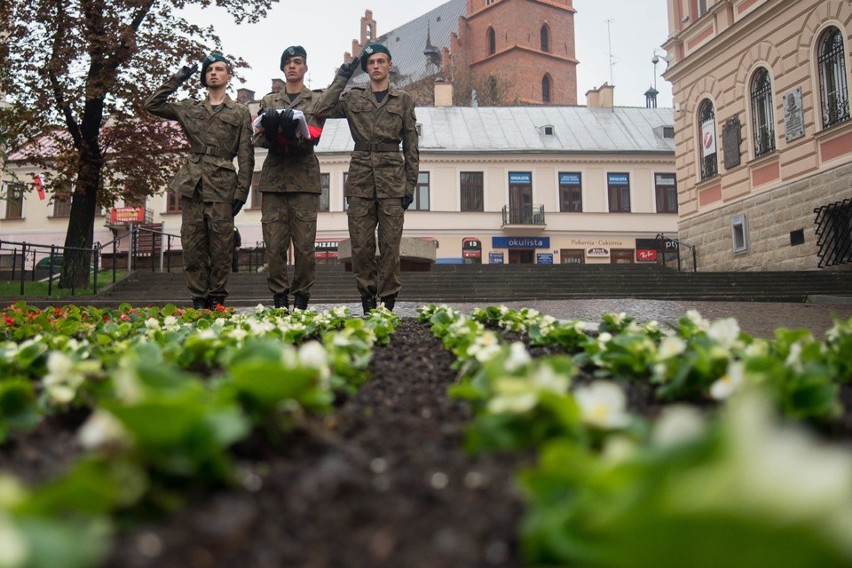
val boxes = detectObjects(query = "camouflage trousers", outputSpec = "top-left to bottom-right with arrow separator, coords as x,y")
261,192 -> 319,298
180,194 -> 234,300
346,196 -> 404,300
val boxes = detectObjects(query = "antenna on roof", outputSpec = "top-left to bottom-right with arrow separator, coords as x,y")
606,19 -> 616,86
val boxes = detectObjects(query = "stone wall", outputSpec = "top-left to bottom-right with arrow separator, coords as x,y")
679,162 -> 852,271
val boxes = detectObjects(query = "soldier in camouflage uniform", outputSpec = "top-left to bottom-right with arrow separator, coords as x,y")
254,45 -> 324,311
145,53 -> 254,309
314,43 -> 419,314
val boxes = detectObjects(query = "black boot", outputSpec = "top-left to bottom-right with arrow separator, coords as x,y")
192,297 -> 207,310
380,293 -> 397,311
273,293 -> 289,310
207,296 -> 225,310
293,293 -> 309,310
361,296 -> 377,315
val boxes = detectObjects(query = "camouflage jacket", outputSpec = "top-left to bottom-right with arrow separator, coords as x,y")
144,76 -> 254,203
255,87 -> 323,194
313,74 -> 419,199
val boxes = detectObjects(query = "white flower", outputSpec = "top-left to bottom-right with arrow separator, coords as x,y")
657,336 -> 687,361
299,341 -> 327,369
196,329 -> 217,341
162,315 -> 179,330
227,327 -> 249,343
467,332 -> 502,362
144,318 -> 160,331
710,361 -> 745,400
602,435 -> 638,462
574,381 -> 630,429
77,409 -> 131,451
652,404 -> 706,446
487,378 -> 538,414
42,351 -> 84,405
530,364 -> 570,394
686,310 -> 710,331
0,514 -> 29,568
707,318 -> 740,347
504,342 -> 531,373
784,342 -> 803,371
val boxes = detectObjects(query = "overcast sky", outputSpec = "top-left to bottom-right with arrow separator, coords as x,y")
181,0 -> 673,108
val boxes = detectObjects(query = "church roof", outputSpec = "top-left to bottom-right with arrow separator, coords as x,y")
351,0 -> 466,87
317,105 -> 675,154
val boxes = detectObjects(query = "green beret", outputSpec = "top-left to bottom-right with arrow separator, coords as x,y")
280,45 -> 307,70
360,43 -> 391,72
200,52 -> 231,87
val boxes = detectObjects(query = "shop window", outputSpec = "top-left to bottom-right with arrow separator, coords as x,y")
750,67 -> 775,157
460,172 -> 484,212
817,26 -> 850,129
560,249 -> 584,264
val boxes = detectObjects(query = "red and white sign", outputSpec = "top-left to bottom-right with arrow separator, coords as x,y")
637,249 -> 658,262
702,119 -> 716,157
110,207 -> 145,224
34,174 -> 46,201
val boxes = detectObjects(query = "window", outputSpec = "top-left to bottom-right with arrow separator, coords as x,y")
413,171 -> 430,211
750,68 -> 775,157
731,213 -> 749,254
817,26 -> 850,129
542,74 -> 552,103
319,173 -> 330,212
4,182 -> 24,220
558,172 -> 582,212
249,171 -> 261,210
697,0 -> 709,17
53,194 -> 72,217
698,99 -> 718,180
343,172 -> 349,210
166,188 -> 181,213
540,25 -> 550,52
654,173 -> 678,213
607,172 -> 631,212
508,172 -> 533,223
487,27 -> 496,55
460,172 -> 484,212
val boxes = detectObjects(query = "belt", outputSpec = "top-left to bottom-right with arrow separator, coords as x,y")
354,142 -> 400,152
190,144 -> 225,158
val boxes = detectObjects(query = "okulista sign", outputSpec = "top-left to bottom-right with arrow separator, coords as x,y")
492,237 -> 550,249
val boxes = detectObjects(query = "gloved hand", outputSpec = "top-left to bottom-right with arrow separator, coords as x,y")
279,108 -> 297,141
259,109 -> 280,142
231,199 -> 245,217
172,64 -> 198,85
401,194 -> 414,210
338,59 -> 359,79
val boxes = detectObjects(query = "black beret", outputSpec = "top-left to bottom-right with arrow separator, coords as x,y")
280,45 -> 307,70
360,43 -> 391,72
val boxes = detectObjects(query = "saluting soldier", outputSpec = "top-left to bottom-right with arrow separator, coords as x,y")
254,45 -> 324,311
145,52 -> 254,310
314,43 -> 419,314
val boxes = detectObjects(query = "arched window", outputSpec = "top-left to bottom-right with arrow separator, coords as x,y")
698,99 -> 718,180
487,27 -> 496,55
817,26 -> 850,129
540,25 -> 550,52
366,24 -> 373,41
542,74 -> 552,103
750,67 -> 775,157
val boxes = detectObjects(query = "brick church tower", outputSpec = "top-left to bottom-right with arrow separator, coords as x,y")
451,0 -> 578,105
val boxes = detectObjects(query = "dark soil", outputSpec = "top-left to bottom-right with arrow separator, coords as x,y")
2,318 -> 850,568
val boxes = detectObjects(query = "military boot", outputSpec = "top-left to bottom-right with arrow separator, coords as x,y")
207,296 -> 225,310
380,293 -> 397,312
192,297 -> 207,310
293,293 -> 309,311
361,296 -> 377,315
273,293 -> 289,310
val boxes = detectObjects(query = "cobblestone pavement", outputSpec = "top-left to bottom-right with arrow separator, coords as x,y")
244,299 -> 852,339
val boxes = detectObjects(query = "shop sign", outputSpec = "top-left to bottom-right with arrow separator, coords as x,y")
586,247 -> 610,257
489,251 -> 504,264
637,249 -> 657,262
492,236 -> 550,249
110,207 -> 145,224
536,253 -> 553,264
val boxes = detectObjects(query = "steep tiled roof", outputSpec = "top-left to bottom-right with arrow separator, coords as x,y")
351,0 -> 466,87
317,106 -> 675,154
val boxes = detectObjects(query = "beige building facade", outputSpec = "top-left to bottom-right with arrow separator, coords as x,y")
664,0 -> 852,271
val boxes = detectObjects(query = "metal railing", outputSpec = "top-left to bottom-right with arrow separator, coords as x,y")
655,233 -> 698,272
0,239 -> 108,296
814,197 -> 852,268
501,204 -> 546,226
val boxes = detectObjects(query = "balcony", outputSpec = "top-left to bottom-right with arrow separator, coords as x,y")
501,204 -> 546,227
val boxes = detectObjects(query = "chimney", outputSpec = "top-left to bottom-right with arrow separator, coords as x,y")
271,78 -> 285,93
236,88 -> 255,104
434,78 -> 453,107
586,83 -> 614,108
